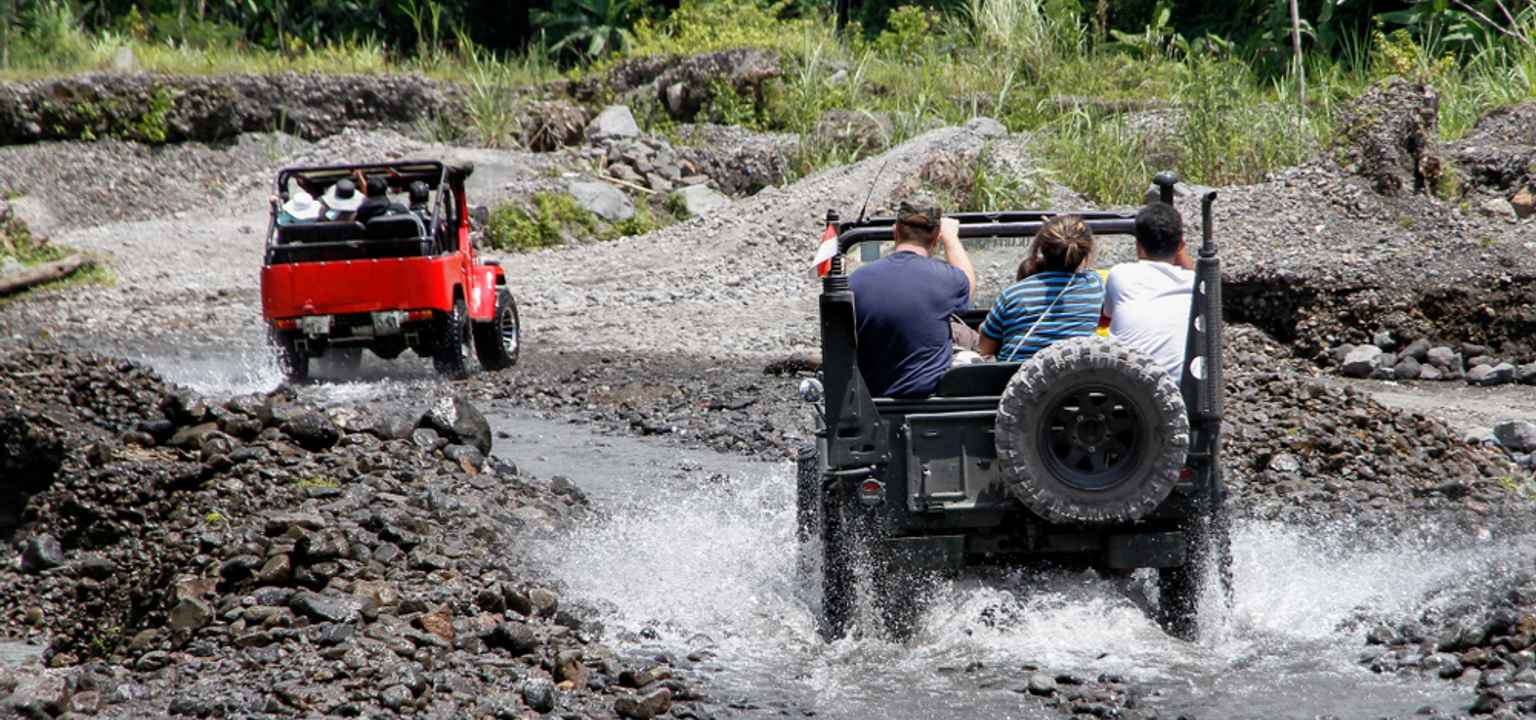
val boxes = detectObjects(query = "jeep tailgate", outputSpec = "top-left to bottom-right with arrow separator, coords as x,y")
261,257 -> 461,319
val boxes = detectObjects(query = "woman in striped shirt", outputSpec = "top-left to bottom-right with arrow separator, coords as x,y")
978,215 -> 1104,361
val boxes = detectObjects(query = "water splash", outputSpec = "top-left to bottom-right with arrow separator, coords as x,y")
528,440 -> 1529,718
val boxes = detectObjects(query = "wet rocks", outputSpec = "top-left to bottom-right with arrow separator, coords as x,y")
417,395 -> 493,455
281,411 -> 339,451
485,622 -> 539,655
167,597 -> 213,632
1026,672 -> 1059,696
614,687 -> 672,719
521,677 -> 557,713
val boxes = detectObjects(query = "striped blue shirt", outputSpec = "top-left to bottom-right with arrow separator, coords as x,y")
980,271 -> 1105,361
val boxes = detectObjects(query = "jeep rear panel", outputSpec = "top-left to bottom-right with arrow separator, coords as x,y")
261,256 -> 462,319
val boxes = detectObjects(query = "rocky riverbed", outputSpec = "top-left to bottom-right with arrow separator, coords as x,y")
3,68 -> 1536,718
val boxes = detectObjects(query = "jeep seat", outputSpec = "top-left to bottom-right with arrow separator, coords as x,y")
363,214 -> 425,240
934,362 -> 1023,397
277,221 -> 365,245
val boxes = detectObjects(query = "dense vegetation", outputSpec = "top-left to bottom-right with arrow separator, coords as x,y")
0,0 -> 1532,203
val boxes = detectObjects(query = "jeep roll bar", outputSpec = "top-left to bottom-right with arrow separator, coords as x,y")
816,171 -> 1223,491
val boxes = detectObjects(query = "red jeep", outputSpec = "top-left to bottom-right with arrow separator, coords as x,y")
260,161 -> 520,381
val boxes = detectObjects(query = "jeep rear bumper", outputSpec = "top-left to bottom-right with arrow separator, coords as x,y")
881,529 -> 1187,571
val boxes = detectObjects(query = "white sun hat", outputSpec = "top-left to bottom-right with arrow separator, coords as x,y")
322,179 -> 364,213
281,190 -> 320,221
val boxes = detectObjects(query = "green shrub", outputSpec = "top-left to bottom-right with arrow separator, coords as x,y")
1036,110 -> 1151,206
485,191 -> 598,252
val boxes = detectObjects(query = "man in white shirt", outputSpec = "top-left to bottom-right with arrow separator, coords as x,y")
1102,202 -> 1196,381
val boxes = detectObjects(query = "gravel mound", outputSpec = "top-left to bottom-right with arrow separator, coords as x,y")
1223,327 -> 1526,529
0,347 -> 707,719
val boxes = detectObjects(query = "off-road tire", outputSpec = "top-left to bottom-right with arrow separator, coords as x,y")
1158,470 -> 1232,640
996,336 -> 1188,523
819,479 -> 856,641
796,443 -> 820,545
272,333 -> 308,383
433,297 -> 472,380
473,289 -> 520,371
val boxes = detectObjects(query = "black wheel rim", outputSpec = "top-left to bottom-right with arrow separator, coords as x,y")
500,304 -> 519,356
1038,384 -> 1142,491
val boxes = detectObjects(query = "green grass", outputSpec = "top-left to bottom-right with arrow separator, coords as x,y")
484,189 -> 678,252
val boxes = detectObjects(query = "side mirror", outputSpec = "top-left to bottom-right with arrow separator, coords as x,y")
798,378 -> 824,403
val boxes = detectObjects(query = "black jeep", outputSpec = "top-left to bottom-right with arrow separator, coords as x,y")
797,173 -> 1229,640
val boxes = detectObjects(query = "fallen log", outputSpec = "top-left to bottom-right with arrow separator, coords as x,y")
0,254 -> 95,295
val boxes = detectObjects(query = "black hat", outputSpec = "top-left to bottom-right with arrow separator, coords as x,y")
897,198 -> 942,231
408,181 -> 430,204
364,175 -> 388,198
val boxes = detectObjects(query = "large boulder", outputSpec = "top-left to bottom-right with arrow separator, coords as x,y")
671,185 -> 730,217
417,396 -> 492,456
654,48 -> 783,121
1336,78 -> 1444,196
1340,345 -> 1383,378
584,105 -> 640,142
567,180 -> 635,222
1495,421 -> 1536,453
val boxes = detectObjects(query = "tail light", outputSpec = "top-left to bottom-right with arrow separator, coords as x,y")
858,479 -> 885,506
273,318 -> 297,330
1179,467 -> 1194,482
405,310 -> 434,322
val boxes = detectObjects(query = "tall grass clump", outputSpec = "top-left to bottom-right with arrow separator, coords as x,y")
1037,109 -> 1151,205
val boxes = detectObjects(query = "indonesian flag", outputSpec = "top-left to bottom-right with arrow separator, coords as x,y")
813,222 -> 839,276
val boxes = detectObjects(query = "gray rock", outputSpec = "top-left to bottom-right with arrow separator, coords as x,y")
1372,329 -> 1396,350
672,185 -> 730,217
614,688 -> 673,719
1519,363 -> 1536,385
1426,346 -> 1459,369
6,673 -> 69,718
568,179 -> 634,222
380,684 -> 413,711
1468,362 -> 1516,386
168,598 -> 213,632
418,395 -> 493,456
585,105 -> 640,141
1482,197 -> 1517,220
21,533 -> 64,573
289,591 -> 364,624
1419,364 -> 1445,381
1402,338 -> 1431,361
964,116 -> 1007,137
484,622 -> 539,655
528,587 -> 560,618
443,444 -> 486,470
1027,672 -> 1058,696
1494,421 -> 1536,453
281,411 -> 339,451
521,677 -> 557,713
1341,345 -> 1383,378
410,427 -> 445,451
1393,356 -> 1422,380
1268,453 -> 1302,473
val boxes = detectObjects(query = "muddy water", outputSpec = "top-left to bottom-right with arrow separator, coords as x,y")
493,411 -> 1523,719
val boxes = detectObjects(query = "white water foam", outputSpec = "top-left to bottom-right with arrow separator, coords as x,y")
535,453 -> 1529,718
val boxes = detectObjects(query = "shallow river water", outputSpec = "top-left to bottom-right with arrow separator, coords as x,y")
99,356 -> 1531,718
491,411 -> 1530,720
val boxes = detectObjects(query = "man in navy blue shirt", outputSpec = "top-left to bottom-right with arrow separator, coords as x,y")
850,200 -> 976,397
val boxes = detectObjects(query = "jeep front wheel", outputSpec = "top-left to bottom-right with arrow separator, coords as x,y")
473,289 -> 520,371
996,337 -> 1188,524
433,297 -> 472,379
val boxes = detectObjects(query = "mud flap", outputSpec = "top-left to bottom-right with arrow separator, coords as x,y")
1105,531 -> 1185,569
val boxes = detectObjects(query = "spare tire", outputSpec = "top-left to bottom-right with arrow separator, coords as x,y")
996,336 -> 1188,523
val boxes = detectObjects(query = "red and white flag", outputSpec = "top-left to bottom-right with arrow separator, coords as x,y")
813,223 -> 839,276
